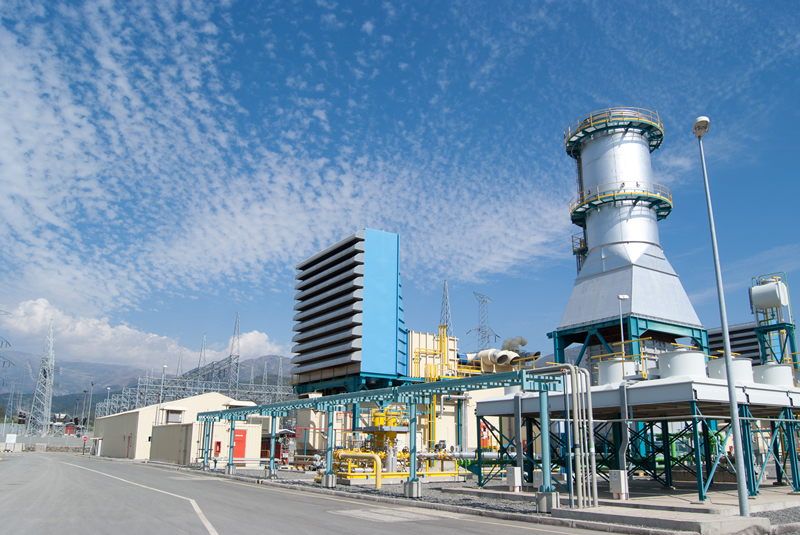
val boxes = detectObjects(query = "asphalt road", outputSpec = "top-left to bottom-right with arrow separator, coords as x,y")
0,453 -> 605,535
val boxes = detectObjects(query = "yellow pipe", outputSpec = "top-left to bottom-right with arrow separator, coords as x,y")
338,452 -> 382,490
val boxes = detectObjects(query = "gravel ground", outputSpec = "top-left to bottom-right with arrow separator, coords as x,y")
754,505 -> 800,526
220,468 -> 545,515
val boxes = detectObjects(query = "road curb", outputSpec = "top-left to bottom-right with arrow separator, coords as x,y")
183,468 -> 693,535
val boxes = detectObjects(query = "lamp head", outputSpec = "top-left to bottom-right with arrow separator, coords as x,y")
693,116 -> 710,139
618,295 -> 630,301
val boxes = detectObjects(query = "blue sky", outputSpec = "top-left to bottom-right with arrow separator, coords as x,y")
1,0 -> 798,374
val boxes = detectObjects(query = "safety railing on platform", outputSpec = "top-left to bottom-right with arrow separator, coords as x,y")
564,107 -> 664,149
570,181 -> 673,215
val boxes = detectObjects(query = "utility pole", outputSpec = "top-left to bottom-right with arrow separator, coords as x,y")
87,381 -> 95,434
80,389 -> 88,436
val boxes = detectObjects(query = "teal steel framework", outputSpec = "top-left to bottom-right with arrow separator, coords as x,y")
549,316 -> 709,367
586,403 -> 800,502
198,369 -> 562,491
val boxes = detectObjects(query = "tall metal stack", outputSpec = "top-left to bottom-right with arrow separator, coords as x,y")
550,108 -> 708,365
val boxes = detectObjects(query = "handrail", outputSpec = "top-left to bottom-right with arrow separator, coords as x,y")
564,107 -> 664,149
570,182 -> 672,214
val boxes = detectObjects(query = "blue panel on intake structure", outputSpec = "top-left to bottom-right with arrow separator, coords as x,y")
361,229 -> 407,377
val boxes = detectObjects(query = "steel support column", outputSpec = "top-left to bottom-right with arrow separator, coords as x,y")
325,409 -> 335,476
540,390 -> 555,492
525,418 -> 534,483
268,415 -> 278,478
403,400 -> 421,498
227,419 -> 236,473
514,393 -> 524,472
771,420 -> 784,486
783,408 -> 800,491
456,399 -> 463,450
739,406 -> 758,496
202,421 -> 211,469
703,421 -> 714,486
662,421 -> 673,488
691,401 -> 706,501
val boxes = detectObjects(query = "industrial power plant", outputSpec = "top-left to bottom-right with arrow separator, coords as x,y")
5,107 -> 798,532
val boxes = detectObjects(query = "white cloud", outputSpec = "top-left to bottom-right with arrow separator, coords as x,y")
686,243 -> 800,308
321,13 -> 345,30
361,21 -> 375,35
0,299 -> 287,370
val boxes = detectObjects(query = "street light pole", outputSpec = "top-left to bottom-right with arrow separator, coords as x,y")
694,116 -> 749,517
87,382 -> 94,433
618,295 -> 629,359
156,364 -> 167,425
106,387 -> 111,417
80,389 -> 88,436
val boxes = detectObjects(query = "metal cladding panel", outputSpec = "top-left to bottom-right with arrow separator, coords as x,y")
360,229 -> 407,377
580,131 -> 654,191
631,266 -> 701,327
585,205 -> 661,253
558,264 -> 701,329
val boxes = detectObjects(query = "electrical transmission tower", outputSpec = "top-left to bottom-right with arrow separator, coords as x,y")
472,292 -> 499,350
176,348 -> 184,377
440,280 -> 454,338
229,313 -> 240,395
27,322 -> 55,435
197,334 -> 207,369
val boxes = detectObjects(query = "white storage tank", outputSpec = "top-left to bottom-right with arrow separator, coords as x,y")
749,280 -> 789,310
753,362 -> 795,387
598,358 -> 635,384
707,357 -> 754,383
658,350 -> 707,379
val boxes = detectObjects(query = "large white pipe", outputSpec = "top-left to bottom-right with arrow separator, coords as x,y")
477,349 -> 520,367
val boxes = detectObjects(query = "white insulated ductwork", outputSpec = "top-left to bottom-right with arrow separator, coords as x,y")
477,348 -> 519,367
502,336 -> 528,352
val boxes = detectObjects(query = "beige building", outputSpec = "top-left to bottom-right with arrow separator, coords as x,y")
93,392 -> 262,466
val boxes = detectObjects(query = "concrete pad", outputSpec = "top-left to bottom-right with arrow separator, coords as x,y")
552,506 -> 770,535
440,486 -> 538,502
